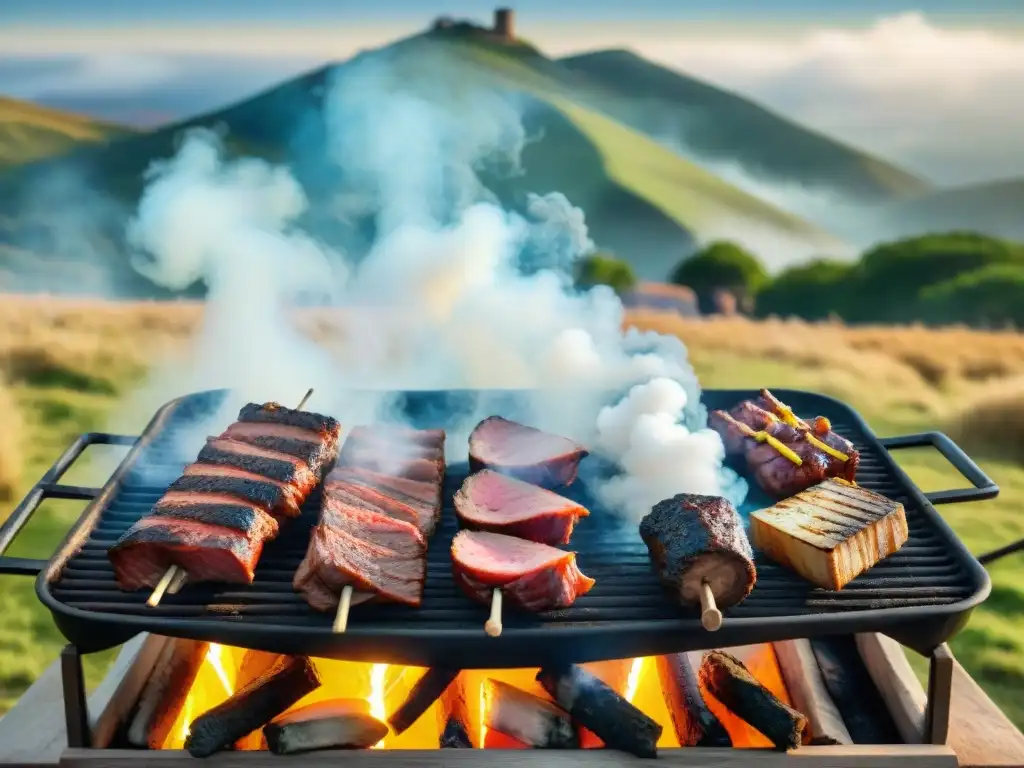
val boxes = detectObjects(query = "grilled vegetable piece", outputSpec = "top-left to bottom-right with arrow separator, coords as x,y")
483,679 -> 579,749
699,651 -> 808,751
750,478 -> 908,590
537,665 -> 663,758
185,656 -> 321,757
639,494 -> 756,610
454,470 -> 590,545
656,653 -> 732,747
264,699 -> 389,754
451,530 -> 595,612
469,416 -> 588,487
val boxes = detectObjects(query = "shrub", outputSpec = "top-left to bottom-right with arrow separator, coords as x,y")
575,252 -> 637,294
849,232 -> 1024,323
670,241 -> 769,314
917,264 -> 1024,328
755,258 -> 856,320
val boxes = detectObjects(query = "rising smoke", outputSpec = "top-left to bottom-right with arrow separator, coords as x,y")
124,48 -> 747,522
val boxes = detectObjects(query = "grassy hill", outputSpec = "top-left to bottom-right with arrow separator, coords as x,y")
872,179 -> 1024,243
0,32 -> 845,289
0,97 -> 133,167
557,49 -> 931,203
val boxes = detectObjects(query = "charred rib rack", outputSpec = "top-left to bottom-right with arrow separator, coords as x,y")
293,424 -> 446,611
451,530 -> 595,612
750,479 -> 909,591
454,469 -> 590,546
108,402 -> 341,590
469,416 -> 588,488
709,388 -> 860,498
639,494 -> 756,612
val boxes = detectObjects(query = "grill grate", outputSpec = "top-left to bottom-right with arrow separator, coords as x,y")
36,389 -> 991,667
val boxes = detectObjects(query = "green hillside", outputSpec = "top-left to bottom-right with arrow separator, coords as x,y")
0,32 -> 845,288
873,179 -> 1024,242
557,49 -> 931,203
0,97 -> 133,167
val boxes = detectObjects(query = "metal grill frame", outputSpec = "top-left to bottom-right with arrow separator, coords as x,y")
0,388 -> 998,667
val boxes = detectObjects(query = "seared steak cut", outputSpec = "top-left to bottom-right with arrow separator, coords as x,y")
468,416 -> 588,488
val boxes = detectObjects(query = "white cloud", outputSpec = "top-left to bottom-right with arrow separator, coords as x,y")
638,13 -> 1024,185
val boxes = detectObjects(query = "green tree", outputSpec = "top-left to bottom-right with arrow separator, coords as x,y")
918,264 -> 1024,328
848,232 -> 1024,323
755,258 -> 855,320
670,241 -> 768,314
575,252 -> 637,294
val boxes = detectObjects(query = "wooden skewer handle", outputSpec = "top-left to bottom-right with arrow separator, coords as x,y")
485,588 -> 503,637
699,580 -> 723,632
147,566 -> 179,608
333,585 -> 354,633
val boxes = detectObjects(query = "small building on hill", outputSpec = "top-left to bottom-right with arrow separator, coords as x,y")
430,8 -> 517,43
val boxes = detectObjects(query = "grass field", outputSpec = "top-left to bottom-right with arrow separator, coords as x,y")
0,96 -> 132,168
0,297 -> 1022,729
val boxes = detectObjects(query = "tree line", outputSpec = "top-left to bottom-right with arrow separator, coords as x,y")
575,232 -> 1024,327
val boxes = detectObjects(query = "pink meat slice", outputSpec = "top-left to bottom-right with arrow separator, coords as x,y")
450,530 -> 595,612
328,466 -> 440,509
454,470 -> 590,546
468,416 -> 588,487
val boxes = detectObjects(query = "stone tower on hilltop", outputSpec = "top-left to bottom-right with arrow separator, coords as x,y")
494,8 -> 515,41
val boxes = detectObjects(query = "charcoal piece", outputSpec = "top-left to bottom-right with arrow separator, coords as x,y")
388,667 -> 460,735
810,636 -> 902,745
537,665 -> 662,758
185,656 -> 321,757
655,653 -> 731,747
264,700 -> 388,754
699,651 -> 807,751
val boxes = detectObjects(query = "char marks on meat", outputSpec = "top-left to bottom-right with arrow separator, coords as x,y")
450,530 -> 595,612
108,401 -> 342,591
294,424 -> 446,612
639,494 -> 756,610
454,470 -> 590,546
469,416 -> 588,488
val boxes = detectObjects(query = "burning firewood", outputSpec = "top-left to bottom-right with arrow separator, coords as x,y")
233,651 -> 287,751
537,665 -> 663,758
185,656 -> 321,757
435,673 -> 472,748
483,678 -> 578,749
655,653 -> 731,747
809,637 -> 901,744
388,667 -> 460,736
127,638 -> 208,749
773,639 -> 852,746
699,651 -> 808,751
264,699 -> 389,755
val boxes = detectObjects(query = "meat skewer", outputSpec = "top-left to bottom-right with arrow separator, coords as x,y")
139,388 -> 327,607
639,494 -> 756,631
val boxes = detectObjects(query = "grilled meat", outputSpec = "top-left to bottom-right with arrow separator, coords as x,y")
469,416 -> 588,488
640,494 -> 756,611
294,424 -> 446,612
709,402 -> 786,456
451,530 -> 595,612
756,389 -> 859,480
454,470 -> 590,546
108,401 -> 342,591
750,478 -> 908,591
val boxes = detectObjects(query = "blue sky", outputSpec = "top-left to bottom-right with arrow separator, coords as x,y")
1,2 -> 1023,184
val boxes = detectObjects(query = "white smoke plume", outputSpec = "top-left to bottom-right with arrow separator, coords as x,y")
124,49 -> 747,522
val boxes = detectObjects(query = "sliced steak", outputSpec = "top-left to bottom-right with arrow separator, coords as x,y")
469,416 -> 588,488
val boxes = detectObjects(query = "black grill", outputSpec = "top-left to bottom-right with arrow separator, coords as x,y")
13,389 -> 997,668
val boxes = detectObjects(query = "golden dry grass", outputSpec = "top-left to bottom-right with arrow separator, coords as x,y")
0,373 -> 22,501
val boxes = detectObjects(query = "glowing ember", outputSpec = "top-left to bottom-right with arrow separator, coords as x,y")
206,644 -> 234,697
624,658 -> 646,703
369,664 -> 389,749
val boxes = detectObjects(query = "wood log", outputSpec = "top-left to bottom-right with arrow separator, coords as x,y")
264,700 -> 388,754
185,656 -> 321,758
233,651 -> 287,751
537,665 -> 663,758
436,674 -> 472,749
698,651 -> 808,751
388,668 -> 460,736
855,633 -> 927,744
126,638 -> 208,749
656,653 -> 731,747
774,639 -> 853,746
483,678 -> 578,749
578,660 -> 634,749
810,636 -> 901,745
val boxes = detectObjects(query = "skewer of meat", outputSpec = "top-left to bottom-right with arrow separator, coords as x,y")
639,493 -> 756,631
291,423 -> 446,631
110,389 -> 342,606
